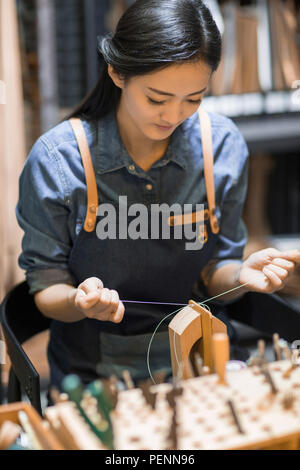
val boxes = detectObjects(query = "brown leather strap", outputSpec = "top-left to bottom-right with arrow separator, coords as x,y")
198,108 -> 220,234
69,118 -> 98,232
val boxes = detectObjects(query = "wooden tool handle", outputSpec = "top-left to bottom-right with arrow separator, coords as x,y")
212,333 -> 229,385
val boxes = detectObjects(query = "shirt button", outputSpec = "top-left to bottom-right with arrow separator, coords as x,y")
145,184 -> 153,191
128,165 -> 135,172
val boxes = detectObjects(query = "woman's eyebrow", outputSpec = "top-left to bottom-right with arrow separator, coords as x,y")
147,86 -> 207,96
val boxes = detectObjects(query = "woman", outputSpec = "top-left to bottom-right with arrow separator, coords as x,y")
16,0 -> 299,390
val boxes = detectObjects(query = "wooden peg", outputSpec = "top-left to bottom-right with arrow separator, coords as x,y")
122,370 -> 135,390
227,400 -> 245,435
138,379 -> 157,410
281,392 -> 296,410
273,333 -> 281,361
166,406 -> 178,450
258,339 -> 265,359
261,365 -> 278,394
283,346 -> 292,361
212,333 -> 229,385
248,339 -> 267,367
49,387 -> 69,405
102,375 -> 119,408
292,348 -> 299,365
282,347 -> 298,379
166,386 -> 183,410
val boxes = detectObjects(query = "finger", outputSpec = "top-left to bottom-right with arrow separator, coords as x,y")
98,287 -> 112,307
263,267 -> 283,288
260,248 -> 284,261
265,263 -> 289,280
79,277 -> 103,295
271,258 -> 295,272
279,250 -> 300,264
109,290 -> 120,312
76,290 -> 100,310
111,302 -> 125,323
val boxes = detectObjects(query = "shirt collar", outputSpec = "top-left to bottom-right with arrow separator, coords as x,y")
95,108 -> 190,175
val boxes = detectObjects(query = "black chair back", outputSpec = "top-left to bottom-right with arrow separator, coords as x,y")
0,281 -> 51,415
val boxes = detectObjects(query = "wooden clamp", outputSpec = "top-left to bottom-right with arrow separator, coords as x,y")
168,299 -> 227,380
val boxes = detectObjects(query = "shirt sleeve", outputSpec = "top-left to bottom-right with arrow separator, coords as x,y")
16,137 -> 76,295
200,128 -> 249,287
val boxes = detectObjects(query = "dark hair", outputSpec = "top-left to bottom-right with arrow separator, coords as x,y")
65,0 -> 222,122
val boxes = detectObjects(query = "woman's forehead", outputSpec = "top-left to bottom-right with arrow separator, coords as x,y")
134,61 -> 212,94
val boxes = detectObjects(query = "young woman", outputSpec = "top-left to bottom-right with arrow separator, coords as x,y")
16,0 -> 299,390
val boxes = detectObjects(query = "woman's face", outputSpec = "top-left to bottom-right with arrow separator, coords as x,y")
108,60 -> 212,141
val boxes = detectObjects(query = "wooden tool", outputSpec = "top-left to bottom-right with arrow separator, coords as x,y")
168,300 -> 227,379
212,333 -> 229,385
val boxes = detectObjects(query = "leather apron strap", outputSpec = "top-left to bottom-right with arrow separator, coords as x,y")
69,119 -> 98,233
198,108 -> 220,234
69,109 -> 219,235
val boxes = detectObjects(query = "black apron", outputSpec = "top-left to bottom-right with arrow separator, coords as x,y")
47,109 -> 222,388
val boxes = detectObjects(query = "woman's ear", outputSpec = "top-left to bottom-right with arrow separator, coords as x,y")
108,64 -> 125,89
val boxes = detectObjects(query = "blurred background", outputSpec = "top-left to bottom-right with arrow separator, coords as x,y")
0,0 -> 300,400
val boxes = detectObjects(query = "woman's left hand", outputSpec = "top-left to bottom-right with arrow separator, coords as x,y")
238,248 -> 300,294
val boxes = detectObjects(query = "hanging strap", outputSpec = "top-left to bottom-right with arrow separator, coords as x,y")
70,109 -> 219,234
198,108 -> 220,234
69,119 -> 98,232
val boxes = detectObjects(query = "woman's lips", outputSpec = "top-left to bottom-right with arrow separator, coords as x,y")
155,124 -> 173,131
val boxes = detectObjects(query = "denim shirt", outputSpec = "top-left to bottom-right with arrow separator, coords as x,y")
16,108 -> 249,296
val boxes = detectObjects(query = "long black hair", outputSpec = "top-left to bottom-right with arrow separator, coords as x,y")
65,0 -> 222,122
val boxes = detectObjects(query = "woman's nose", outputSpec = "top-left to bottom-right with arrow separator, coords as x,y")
161,105 -> 183,126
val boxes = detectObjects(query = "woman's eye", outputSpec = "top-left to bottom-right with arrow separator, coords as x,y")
147,97 -> 202,105
147,97 -> 165,105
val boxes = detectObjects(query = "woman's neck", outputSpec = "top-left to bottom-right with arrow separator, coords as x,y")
115,103 -> 170,171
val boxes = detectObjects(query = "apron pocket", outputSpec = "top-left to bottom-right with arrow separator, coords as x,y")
97,330 -> 172,381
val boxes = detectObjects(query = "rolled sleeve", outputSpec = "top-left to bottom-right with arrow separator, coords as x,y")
201,128 -> 249,286
16,137 -> 76,295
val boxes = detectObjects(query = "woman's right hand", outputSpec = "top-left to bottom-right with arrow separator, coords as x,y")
73,277 -> 125,323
